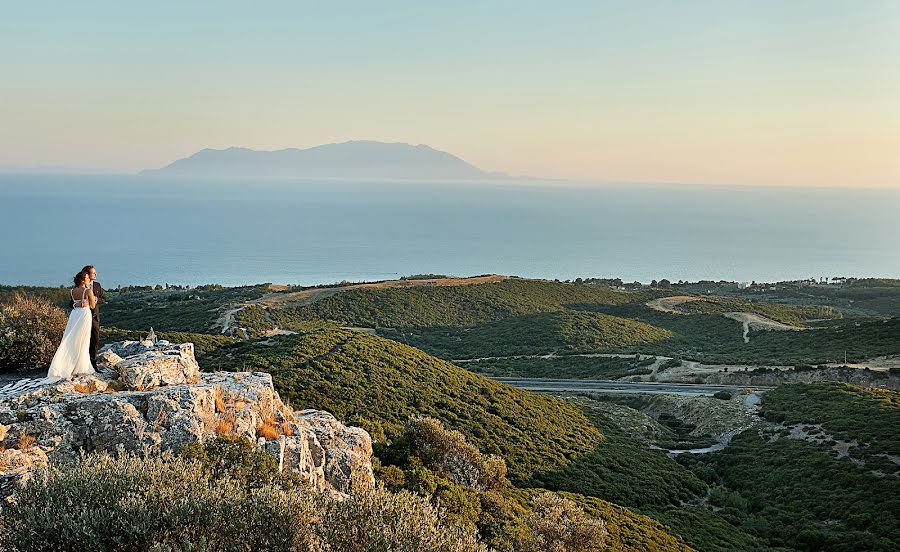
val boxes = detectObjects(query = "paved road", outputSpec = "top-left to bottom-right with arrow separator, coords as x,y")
491,377 -> 773,396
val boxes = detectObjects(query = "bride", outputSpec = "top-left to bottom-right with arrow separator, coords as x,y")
47,271 -> 97,380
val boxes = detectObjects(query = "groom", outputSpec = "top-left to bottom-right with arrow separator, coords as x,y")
81,265 -> 106,368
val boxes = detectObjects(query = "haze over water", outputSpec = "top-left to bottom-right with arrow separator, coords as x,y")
2,174 -> 898,288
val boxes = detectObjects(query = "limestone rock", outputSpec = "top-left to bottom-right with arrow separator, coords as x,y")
300,409 -> 375,492
105,341 -> 201,390
97,349 -> 124,369
0,341 -> 374,498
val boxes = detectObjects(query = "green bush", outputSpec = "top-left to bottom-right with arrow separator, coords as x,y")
374,464 -> 406,490
178,436 -> 290,489
0,452 -> 320,552
317,488 -> 487,552
476,491 -> 529,552
519,492 -> 608,552
0,452 -> 489,552
0,294 -> 68,373
404,417 -> 508,491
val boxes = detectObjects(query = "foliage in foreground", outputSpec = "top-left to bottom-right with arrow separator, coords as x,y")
0,451 -> 486,552
390,417 -> 508,491
0,294 -> 68,373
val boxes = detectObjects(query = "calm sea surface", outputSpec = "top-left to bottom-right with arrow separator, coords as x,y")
1,174 -> 898,287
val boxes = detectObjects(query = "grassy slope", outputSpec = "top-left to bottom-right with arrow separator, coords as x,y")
273,279 -> 632,329
465,355 -> 655,379
528,411 -> 708,510
101,286 -> 267,333
201,328 -> 603,481
201,329 -> 760,551
673,297 -> 839,326
383,310 -> 672,358
589,303 -> 900,364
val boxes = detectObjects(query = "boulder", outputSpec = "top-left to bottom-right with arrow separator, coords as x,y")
300,409 -> 375,492
104,341 -> 201,390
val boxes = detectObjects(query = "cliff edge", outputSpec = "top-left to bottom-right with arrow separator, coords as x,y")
0,338 -> 374,497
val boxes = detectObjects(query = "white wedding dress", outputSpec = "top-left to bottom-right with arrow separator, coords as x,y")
47,287 -> 96,380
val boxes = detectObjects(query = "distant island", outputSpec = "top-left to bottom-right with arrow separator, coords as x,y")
141,140 -> 505,180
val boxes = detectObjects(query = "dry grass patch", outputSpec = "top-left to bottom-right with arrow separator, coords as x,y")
256,416 -> 280,441
216,420 -> 235,436
15,433 -> 36,450
215,411 -> 237,437
213,386 -> 226,413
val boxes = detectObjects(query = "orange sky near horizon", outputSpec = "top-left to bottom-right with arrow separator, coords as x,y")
1,2 -> 897,188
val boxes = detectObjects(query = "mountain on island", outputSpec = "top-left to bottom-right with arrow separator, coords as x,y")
142,140 -> 502,180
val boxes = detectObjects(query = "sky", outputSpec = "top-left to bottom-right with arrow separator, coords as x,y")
1,1 -> 898,187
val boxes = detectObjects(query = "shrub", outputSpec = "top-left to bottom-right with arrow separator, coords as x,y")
0,452 -> 320,552
14,433 -> 35,450
713,390 -> 733,401
433,480 -> 482,527
375,464 -> 406,490
518,492 -> 608,552
0,452 -> 490,552
404,417 -> 507,490
477,454 -> 508,490
0,294 -> 68,373
178,436 -> 282,489
404,462 -> 439,496
477,491 -> 529,552
317,488 -> 487,552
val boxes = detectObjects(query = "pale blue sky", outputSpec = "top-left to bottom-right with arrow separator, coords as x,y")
1,1 -> 898,186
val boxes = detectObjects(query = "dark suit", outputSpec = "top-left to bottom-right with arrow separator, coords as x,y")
89,281 -> 105,366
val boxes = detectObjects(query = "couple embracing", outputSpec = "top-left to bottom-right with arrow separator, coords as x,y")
47,265 -> 105,380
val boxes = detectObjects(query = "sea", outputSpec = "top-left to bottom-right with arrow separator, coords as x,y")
1,174 -> 898,288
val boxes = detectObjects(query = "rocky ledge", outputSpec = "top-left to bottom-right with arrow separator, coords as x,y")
0,339 -> 374,497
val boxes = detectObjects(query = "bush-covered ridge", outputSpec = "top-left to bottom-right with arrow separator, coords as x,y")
674,382 -> 900,551
202,328 -> 603,481
762,382 -> 900,458
383,310 -> 671,359
273,279 -> 632,329
673,297 -> 840,326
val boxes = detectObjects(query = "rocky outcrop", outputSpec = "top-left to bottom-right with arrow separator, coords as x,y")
0,340 -> 374,498
705,367 -> 900,391
103,341 -> 201,390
